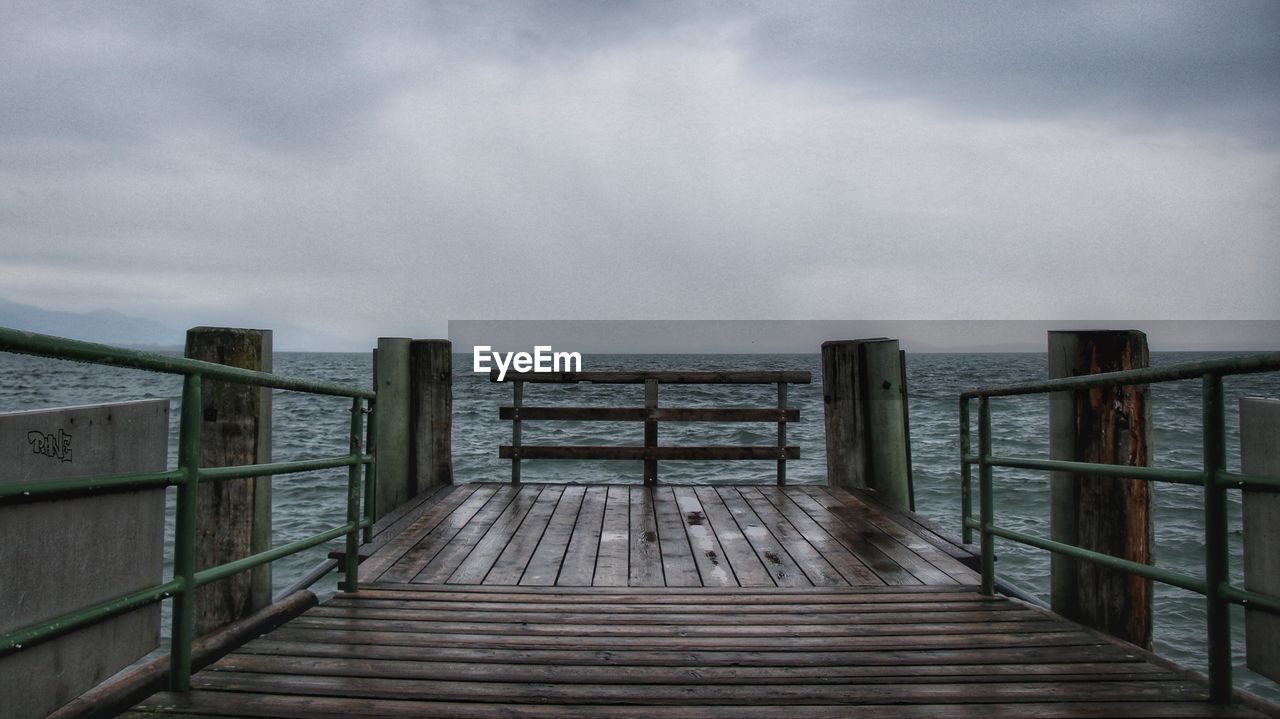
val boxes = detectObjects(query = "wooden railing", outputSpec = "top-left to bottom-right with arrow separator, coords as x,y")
491,370 -> 811,485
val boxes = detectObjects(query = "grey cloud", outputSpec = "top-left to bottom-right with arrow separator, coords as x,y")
743,1 -> 1280,141
0,1 -> 1276,343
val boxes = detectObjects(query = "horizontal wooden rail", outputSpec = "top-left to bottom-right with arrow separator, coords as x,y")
499,406 -> 800,422
497,369 -> 808,485
491,370 -> 812,384
499,445 -> 800,460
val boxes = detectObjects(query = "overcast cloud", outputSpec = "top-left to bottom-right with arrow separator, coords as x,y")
1,1 -> 1277,349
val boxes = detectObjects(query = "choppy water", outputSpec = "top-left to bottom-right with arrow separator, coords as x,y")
2,350 -> 1278,699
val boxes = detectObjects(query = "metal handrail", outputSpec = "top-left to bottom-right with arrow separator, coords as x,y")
959,350 -> 1280,704
0,327 -> 377,691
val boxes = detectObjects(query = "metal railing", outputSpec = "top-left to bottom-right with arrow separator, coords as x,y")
492,369 -> 810,485
0,327 -> 377,691
958,351 -> 1280,703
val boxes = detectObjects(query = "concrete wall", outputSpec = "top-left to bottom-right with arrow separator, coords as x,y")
0,400 -> 168,719
1241,397 -> 1280,683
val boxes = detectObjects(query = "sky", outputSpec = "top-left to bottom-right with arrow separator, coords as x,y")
1,1 -> 1278,351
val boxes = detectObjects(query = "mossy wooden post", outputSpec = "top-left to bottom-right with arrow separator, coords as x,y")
374,338 -> 411,519
1048,329 -> 1153,649
184,327 -> 272,636
821,338 -> 912,510
410,339 -> 453,494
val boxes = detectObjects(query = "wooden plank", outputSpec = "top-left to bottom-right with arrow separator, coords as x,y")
500,446 -> 799,460
492,370 -> 812,384
629,486 -> 664,586
714,486 -> 810,587
337,483 -> 453,560
823,486 -> 978,582
734,487 -> 848,586
409,487 -> 520,584
304,606 -> 1052,628
448,485 -> 543,584
671,487 -> 735,587
593,486 -> 630,587
262,623 -> 1132,651
840,486 -> 978,564
555,486 -> 606,586
357,484 -> 483,583
328,597 -> 1022,616
130,694 -> 1266,719
652,487 -> 701,586
784,488 -> 924,585
692,487 -> 774,587
212,652 -> 1170,684
237,637 -> 1149,668
358,583 -> 983,598
500,407 -> 800,422
804,487 -> 954,585
284,614 -> 1058,639
484,486 -> 566,585
188,670 -> 1209,705
376,485 -> 500,583
519,485 -> 587,586
750,486 -> 884,585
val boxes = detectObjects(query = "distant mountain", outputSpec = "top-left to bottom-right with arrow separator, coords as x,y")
0,298 -> 182,349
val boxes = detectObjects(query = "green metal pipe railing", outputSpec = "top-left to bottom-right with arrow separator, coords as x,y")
0,469 -> 185,501
961,351 -> 1280,398
0,328 -> 375,399
0,327 -> 376,693
959,351 -> 1280,704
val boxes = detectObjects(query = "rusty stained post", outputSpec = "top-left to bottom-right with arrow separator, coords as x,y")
184,326 -> 272,636
1048,329 -> 1153,649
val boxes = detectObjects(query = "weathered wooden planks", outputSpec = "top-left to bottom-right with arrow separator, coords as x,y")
126,483 -> 1266,718
355,483 -> 980,589
128,584 -> 1266,718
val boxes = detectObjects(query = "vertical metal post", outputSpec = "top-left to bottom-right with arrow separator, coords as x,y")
170,373 -> 202,691
900,349 -> 915,511
777,381 -> 787,486
644,379 -> 658,486
1203,373 -> 1232,703
362,399 -> 377,544
960,398 -> 973,545
978,396 -> 995,596
511,380 -> 523,484
345,397 -> 363,594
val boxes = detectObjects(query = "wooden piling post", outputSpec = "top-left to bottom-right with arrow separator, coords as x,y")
373,338 -> 411,519
184,327 -> 272,636
410,339 -> 453,494
1048,329 -> 1153,649
821,338 -> 912,510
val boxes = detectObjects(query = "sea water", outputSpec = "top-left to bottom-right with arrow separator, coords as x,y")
2,350 -> 1278,699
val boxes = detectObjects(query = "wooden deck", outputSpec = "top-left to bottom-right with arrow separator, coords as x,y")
354,483 -> 978,588
127,483 -> 1268,718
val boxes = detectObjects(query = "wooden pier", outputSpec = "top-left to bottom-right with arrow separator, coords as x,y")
126,483 -> 1266,718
